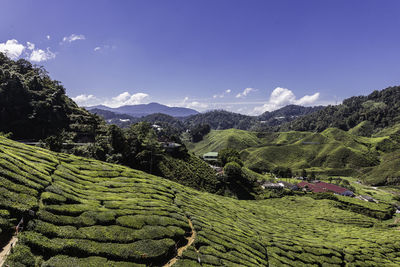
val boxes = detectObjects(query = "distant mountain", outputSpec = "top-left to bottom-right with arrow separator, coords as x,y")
86,102 -> 199,117
90,109 -> 186,130
89,104 -> 325,131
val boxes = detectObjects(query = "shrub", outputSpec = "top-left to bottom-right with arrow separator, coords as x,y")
224,162 -> 242,179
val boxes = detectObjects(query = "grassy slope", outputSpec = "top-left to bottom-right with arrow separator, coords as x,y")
244,128 -> 383,170
186,129 -> 262,156
1,137 -> 400,266
189,128 -> 397,183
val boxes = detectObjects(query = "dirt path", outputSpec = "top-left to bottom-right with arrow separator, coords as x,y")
0,236 -> 18,267
164,218 -> 198,267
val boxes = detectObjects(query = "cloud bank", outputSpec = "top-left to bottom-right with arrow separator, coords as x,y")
181,97 -> 209,109
253,87 -> 320,114
72,92 -> 150,108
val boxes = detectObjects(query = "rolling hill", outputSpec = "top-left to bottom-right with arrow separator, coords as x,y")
186,129 -> 263,156
1,136 -> 400,266
188,128 -> 400,185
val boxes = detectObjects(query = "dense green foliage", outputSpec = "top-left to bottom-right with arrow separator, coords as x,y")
183,110 -> 258,130
1,137 -> 400,266
217,148 -> 242,167
189,124 -> 211,142
279,86 -> 400,134
272,166 -> 292,178
157,153 -> 221,193
257,105 -> 324,127
181,106 -> 323,131
0,53 -> 104,141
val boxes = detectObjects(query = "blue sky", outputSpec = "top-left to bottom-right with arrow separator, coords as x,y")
1,0 -> 400,114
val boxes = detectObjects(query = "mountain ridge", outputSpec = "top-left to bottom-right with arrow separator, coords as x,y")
86,102 -> 199,117
278,86 -> 400,135
88,104 -> 324,130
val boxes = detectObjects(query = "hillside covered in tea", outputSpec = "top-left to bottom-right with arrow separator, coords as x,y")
188,127 -> 400,186
1,136 -> 400,266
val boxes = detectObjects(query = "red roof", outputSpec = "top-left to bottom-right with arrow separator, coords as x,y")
297,181 -> 348,194
316,181 -> 348,194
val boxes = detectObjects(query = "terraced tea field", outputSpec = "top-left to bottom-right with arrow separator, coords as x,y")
1,136 -> 400,266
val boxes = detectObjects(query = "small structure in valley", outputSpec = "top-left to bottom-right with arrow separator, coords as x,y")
358,195 -> 377,203
152,124 -> 163,132
260,182 -> 284,190
203,152 -> 218,162
161,142 -> 182,152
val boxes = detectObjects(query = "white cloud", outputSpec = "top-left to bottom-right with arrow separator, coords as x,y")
236,87 -> 256,98
72,92 -> 150,108
46,35 -> 51,40
181,96 -> 208,109
213,89 -> 232,99
106,92 -> 149,107
0,39 -> 25,59
187,101 -> 208,109
93,44 -> 117,53
72,94 -> 98,106
0,39 -> 56,62
296,93 -> 320,105
62,34 -> 86,43
26,42 -> 35,50
29,48 -> 56,62
253,87 -> 320,114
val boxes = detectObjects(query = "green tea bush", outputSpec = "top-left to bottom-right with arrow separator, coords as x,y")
42,255 -> 144,267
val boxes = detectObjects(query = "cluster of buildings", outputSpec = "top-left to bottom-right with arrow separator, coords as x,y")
259,179 -> 382,203
203,152 -> 218,162
201,150 -> 382,203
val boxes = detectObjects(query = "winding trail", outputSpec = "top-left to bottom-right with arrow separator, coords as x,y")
164,218 -> 197,267
0,236 -> 18,267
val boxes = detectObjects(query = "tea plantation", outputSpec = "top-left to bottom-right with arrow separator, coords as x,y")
188,127 -> 400,184
1,136 -> 400,266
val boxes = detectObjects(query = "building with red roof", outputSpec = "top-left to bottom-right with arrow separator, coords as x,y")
297,181 -> 354,196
